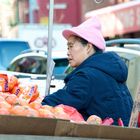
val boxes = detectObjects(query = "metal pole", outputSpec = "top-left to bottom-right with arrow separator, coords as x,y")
45,0 -> 54,96
29,0 -> 38,23
29,0 -> 34,23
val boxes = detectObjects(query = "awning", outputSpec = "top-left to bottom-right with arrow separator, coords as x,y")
85,1 -> 140,37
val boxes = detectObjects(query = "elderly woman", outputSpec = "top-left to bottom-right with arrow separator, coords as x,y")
42,17 -> 133,126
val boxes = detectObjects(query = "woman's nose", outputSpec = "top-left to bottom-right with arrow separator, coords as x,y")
67,50 -> 70,56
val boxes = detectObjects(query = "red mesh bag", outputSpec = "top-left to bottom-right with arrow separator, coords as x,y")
56,104 -> 84,122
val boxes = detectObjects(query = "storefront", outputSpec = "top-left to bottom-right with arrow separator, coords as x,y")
85,1 -> 140,38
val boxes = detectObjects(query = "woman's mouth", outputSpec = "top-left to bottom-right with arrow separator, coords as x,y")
68,58 -> 72,61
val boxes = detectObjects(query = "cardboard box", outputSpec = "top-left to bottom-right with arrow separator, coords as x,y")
1,115 -> 140,139
55,121 -> 140,139
0,115 -> 68,136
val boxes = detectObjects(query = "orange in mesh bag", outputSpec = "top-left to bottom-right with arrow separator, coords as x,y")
55,104 -> 84,122
8,75 -> 19,91
0,73 -> 19,92
11,85 -> 23,97
0,74 -> 9,92
19,84 -> 39,103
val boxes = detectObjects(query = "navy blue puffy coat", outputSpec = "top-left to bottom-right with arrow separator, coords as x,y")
42,51 -> 133,126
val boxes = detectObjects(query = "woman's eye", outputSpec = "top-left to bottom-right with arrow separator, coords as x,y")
68,45 -> 73,49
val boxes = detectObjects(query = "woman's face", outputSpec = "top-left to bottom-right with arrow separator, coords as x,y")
67,36 -> 90,68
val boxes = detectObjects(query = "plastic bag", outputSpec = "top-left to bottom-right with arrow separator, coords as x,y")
55,104 -> 84,122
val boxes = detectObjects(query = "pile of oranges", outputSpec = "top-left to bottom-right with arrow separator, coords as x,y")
0,92 -> 85,121
0,73 -> 54,118
0,73 -> 85,122
0,73 -> 113,125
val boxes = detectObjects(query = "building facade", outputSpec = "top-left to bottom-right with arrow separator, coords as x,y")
0,0 -> 139,38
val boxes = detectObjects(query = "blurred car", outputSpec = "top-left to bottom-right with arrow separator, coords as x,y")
0,39 -> 30,70
7,49 -> 68,77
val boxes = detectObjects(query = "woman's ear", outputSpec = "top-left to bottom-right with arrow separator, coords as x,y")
86,43 -> 95,54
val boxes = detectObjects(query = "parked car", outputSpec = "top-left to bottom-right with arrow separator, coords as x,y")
0,39 -> 30,70
7,49 -> 68,78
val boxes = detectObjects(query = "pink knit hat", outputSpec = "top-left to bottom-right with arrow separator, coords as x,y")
62,17 -> 105,50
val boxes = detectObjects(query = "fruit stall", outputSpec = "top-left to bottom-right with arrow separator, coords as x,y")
0,72 -> 140,140
0,0 -> 140,139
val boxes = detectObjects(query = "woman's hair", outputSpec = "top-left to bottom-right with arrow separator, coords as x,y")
75,36 -> 103,53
